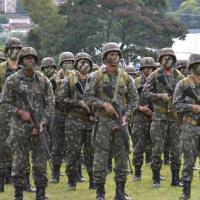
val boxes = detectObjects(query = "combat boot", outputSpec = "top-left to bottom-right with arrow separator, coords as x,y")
4,167 -> 12,184
14,186 -> 23,200
24,172 -> 36,192
0,173 -> 4,192
50,164 -> 61,184
36,187 -> 48,200
76,164 -> 87,182
96,182 -> 105,200
67,174 -> 77,191
133,165 -> 141,181
88,171 -> 96,189
179,181 -> 191,200
152,169 -> 160,187
114,181 -> 132,200
171,169 -> 183,187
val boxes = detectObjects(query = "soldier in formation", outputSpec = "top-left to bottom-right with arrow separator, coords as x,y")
131,57 -> 156,181
0,47 -> 55,200
173,53 -> 200,200
84,42 -> 139,200
142,48 -> 184,187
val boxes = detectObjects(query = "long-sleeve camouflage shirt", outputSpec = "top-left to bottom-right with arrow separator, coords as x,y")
60,73 -> 91,118
0,69 -> 55,129
83,66 -> 139,119
173,76 -> 200,123
142,67 -> 184,121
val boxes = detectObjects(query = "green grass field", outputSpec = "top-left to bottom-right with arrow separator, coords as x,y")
1,162 -> 200,200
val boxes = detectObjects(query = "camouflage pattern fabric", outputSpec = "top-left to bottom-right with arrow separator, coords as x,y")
0,69 -> 55,188
142,67 -> 184,171
173,76 -> 200,181
83,67 -> 139,183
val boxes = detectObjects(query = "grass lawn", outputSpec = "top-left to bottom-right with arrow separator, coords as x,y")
1,161 -> 200,200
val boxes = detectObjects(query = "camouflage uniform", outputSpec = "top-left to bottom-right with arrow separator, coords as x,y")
0,38 -> 22,192
60,52 -> 94,190
0,47 -> 55,199
0,52 -> 6,63
142,48 -> 184,187
176,60 -> 189,77
131,57 -> 156,181
173,53 -> 200,200
50,52 -> 75,183
84,43 -> 139,200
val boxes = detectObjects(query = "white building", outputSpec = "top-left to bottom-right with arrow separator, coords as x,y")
0,0 -> 17,13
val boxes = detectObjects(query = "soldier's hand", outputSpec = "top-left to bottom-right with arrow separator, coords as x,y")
192,104 -> 200,114
139,105 -> 150,112
157,93 -> 171,102
32,127 -> 39,135
17,109 -> 32,122
79,100 -> 90,113
103,102 -> 119,118
122,116 -> 128,126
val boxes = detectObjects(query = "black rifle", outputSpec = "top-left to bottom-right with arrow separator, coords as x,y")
103,84 -> 133,174
17,89 -> 53,172
184,86 -> 200,104
157,72 -> 173,95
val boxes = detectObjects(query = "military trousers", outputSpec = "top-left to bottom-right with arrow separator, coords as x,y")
7,125 -> 48,188
150,119 -> 181,171
93,117 -> 129,183
181,123 -> 200,181
131,120 -> 151,166
65,114 -> 94,175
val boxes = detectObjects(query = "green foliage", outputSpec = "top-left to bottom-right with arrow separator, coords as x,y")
0,15 -> 9,24
137,0 -> 170,9
22,0 -> 187,62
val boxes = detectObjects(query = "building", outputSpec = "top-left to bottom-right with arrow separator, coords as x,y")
0,0 -> 17,13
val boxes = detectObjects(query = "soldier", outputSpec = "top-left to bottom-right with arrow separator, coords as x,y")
60,52 -> 95,191
173,53 -> 200,200
0,37 -> 22,192
0,52 -> 6,63
176,60 -> 189,77
142,48 -> 184,187
50,52 -> 75,184
91,63 -> 99,73
131,57 -> 156,181
41,57 -> 57,94
0,47 -> 55,200
125,65 -> 138,79
84,42 -> 139,200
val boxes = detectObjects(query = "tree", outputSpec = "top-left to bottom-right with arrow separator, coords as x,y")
22,0 -> 65,58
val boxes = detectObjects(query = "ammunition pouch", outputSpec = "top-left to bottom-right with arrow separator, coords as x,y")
183,116 -> 200,126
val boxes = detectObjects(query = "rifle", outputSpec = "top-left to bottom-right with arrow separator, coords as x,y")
17,89 -> 53,172
103,84 -> 133,174
184,86 -> 200,104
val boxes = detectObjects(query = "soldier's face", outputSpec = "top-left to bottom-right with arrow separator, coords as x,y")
161,55 -> 174,68
62,60 -> 74,71
191,63 -> 200,76
7,47 -> 21,61
76,59 -> 91,74
142,67 -> 154,77
42,66 -> 55,78
106,51 -> 120,66
22,56 -> 36,69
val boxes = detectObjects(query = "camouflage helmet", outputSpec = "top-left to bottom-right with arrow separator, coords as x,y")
74,52 -> 93,70
176,60 -> 187,69
4,37 -> 22,53
101,42 -> 122,62
19,47 -> 38,64
188,53 -> 200,69
125,65 -> 137,75
0,52 -> 6,61
41,57 -> 56,69
157,48 -> 176,62
140,57 -> 156,71
58,52 -> 75,67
